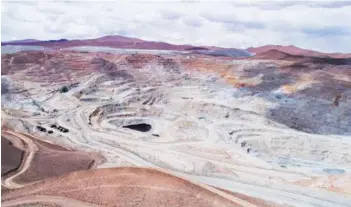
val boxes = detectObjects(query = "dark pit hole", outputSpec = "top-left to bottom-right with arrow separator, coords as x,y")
152,134 -> 160,137
123,123 -> 151,132
275,94 -> 282,99
48,130 -> 53,134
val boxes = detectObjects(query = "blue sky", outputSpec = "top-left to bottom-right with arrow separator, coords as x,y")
2,1 -> 351,53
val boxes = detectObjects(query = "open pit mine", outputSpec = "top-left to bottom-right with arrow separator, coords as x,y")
1,40 -> 351,207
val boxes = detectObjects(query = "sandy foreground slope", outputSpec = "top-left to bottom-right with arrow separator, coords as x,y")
1,49 -> 351,206
2,167 -> 287,207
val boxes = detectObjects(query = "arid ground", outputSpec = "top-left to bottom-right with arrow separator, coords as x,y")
1,38 -> 351,206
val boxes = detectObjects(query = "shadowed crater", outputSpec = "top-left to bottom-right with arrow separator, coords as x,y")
123,123 -> 151,132
1,137 -> 24,176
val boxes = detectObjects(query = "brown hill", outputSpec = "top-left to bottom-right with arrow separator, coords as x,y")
252,49 -> 308,61
1,130 -> 103,188
247,45 -> 351,58
252,49 -> 351,65
2,167 -> 282,207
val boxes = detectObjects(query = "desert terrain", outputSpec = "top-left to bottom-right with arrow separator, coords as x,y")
1,37 -> 351,207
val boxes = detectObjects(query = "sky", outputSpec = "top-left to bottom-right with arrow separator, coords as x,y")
2,1 -> 351,53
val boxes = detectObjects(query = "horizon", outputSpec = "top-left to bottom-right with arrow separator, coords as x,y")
3,34 -> 350,55
2,1 -> 351,53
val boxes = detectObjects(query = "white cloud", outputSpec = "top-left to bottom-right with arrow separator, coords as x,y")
1,1 -> 351,53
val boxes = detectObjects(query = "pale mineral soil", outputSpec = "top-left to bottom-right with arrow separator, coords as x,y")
1,49 -> 351,207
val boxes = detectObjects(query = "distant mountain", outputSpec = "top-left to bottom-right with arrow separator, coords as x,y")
252,49 -> 303,61
7,35 -> 350,58
247,45 -> 351,59
47,39 -> 69,43
2,35 -> 251,57
2,35 -> 195,51
252,49 -> 351,65
91,35 -> 145,43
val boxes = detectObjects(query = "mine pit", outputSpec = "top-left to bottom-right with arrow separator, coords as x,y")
3,46 -> 351,207
122,123 -> 152,132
